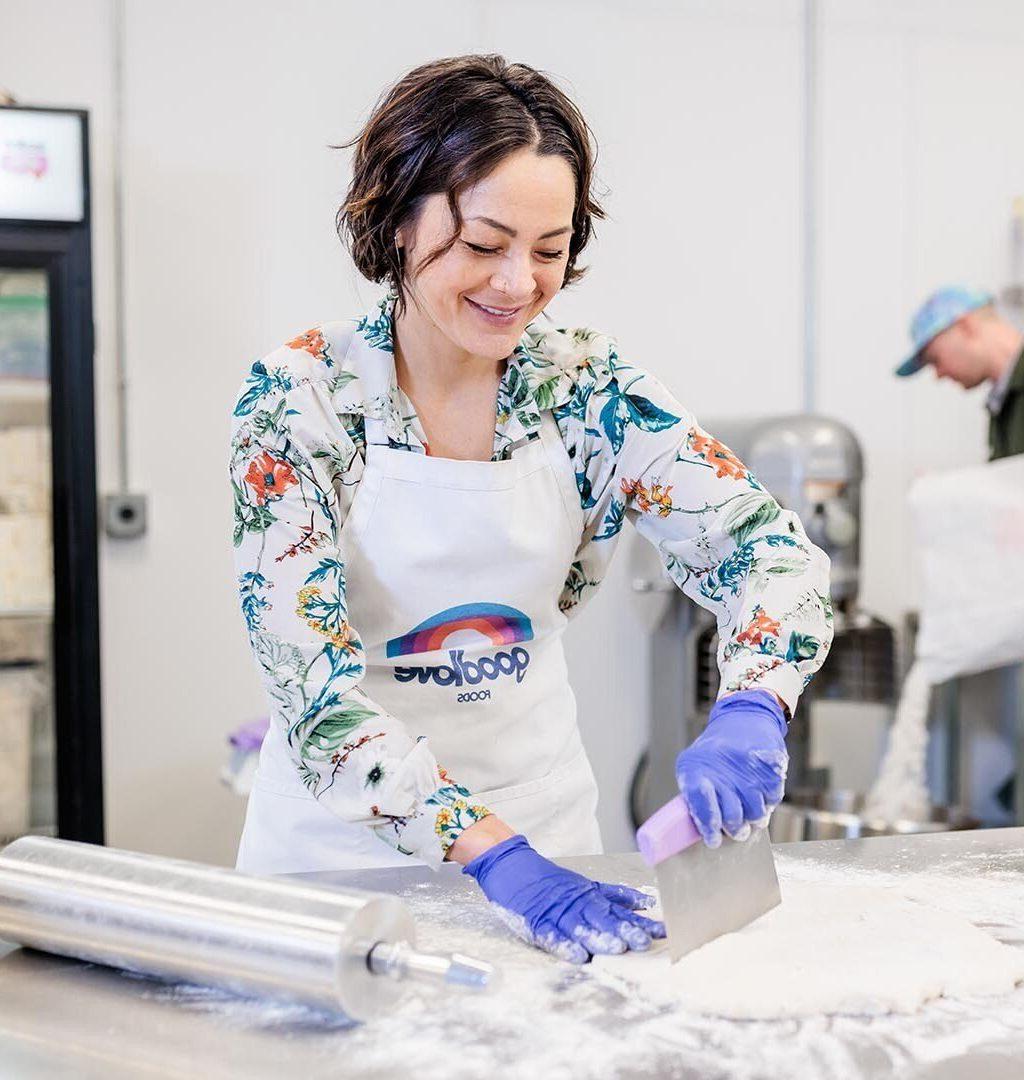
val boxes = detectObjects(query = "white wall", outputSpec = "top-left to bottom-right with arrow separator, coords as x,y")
1,0 -> 1021,860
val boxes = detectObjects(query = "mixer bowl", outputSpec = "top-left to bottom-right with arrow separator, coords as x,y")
769,789 -> 979,842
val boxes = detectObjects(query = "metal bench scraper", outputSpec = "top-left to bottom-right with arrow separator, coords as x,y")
636,796 -> 781,962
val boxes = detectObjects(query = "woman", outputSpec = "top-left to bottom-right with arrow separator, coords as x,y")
230,55 -> 833,964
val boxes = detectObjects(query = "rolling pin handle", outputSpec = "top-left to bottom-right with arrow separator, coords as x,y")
366,940 -> 498,992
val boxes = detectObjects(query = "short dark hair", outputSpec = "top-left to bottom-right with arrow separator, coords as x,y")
337,55 -> 605,316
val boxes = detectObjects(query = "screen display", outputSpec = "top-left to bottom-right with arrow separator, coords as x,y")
0,109 -> 84,223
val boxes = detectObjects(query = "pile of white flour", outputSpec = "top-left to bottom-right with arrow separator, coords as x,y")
864,661 -> 933,824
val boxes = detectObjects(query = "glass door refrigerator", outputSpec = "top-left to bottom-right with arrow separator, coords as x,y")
0,105 -> 102,843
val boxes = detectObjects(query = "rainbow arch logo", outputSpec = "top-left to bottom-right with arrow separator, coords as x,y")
386,603 -> 534,658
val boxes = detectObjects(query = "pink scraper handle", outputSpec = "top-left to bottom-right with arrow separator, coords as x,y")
636,796 -> 702,867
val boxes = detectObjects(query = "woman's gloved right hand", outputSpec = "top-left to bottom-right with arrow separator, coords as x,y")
462,834 -> 665,964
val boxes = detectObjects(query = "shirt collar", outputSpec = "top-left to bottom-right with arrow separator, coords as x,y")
986,343 -> 1024,415
347,294 -> 615,453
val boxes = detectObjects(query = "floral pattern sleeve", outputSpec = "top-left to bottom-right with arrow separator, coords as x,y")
538,336 -> 833,714
229,328 -> 489,867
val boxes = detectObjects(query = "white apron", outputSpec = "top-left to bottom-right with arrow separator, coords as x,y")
236,358 -> 602,874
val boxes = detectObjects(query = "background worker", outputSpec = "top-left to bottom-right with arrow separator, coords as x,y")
896,285 -> 1024,820
896,285 -> 1024,460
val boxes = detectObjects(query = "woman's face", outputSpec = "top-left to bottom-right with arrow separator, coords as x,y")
397,148 -> 576,361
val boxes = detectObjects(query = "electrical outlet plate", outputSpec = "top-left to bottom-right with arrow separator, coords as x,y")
103,493 -> 147,539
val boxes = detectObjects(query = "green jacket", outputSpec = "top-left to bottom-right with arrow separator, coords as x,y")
989,347 -> 1024,460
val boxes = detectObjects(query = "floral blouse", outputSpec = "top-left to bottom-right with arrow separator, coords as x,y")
229,295 -> 834,866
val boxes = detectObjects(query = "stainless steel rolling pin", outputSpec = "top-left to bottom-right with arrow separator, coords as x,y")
0,836 -> 496,1020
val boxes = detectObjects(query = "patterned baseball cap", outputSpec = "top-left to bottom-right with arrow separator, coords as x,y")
895,285 -> 995,376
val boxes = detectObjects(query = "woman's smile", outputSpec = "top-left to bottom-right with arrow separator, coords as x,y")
464,296 -> 527,326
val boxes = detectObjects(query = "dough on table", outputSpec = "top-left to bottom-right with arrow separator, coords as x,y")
594,882 -> 1024,1019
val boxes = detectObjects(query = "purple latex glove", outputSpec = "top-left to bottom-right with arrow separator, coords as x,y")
229,716 -> 269,752
463,835 -> 665,964
675,689 -> 789,849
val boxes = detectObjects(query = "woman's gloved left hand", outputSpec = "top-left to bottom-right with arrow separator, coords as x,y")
463,834 -> 665,964
675,689 -> 789,848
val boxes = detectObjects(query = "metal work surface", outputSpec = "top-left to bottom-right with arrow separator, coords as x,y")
1,829 -> 1023,1079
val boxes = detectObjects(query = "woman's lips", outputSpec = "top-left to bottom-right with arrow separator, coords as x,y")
465,297 -> 523,325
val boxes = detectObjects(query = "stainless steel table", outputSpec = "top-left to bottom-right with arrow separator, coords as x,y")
1,829 -> 1023,1079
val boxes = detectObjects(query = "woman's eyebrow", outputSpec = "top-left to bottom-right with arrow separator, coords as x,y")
467,215 -> 572,240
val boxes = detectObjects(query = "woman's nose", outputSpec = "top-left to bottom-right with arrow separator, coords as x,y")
491,254 -> 536,299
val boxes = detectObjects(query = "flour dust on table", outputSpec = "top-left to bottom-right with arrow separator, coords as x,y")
593,881 -> 1024,1020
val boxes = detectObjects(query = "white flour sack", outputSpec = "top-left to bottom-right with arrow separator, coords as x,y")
910,454 -> 1024,683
